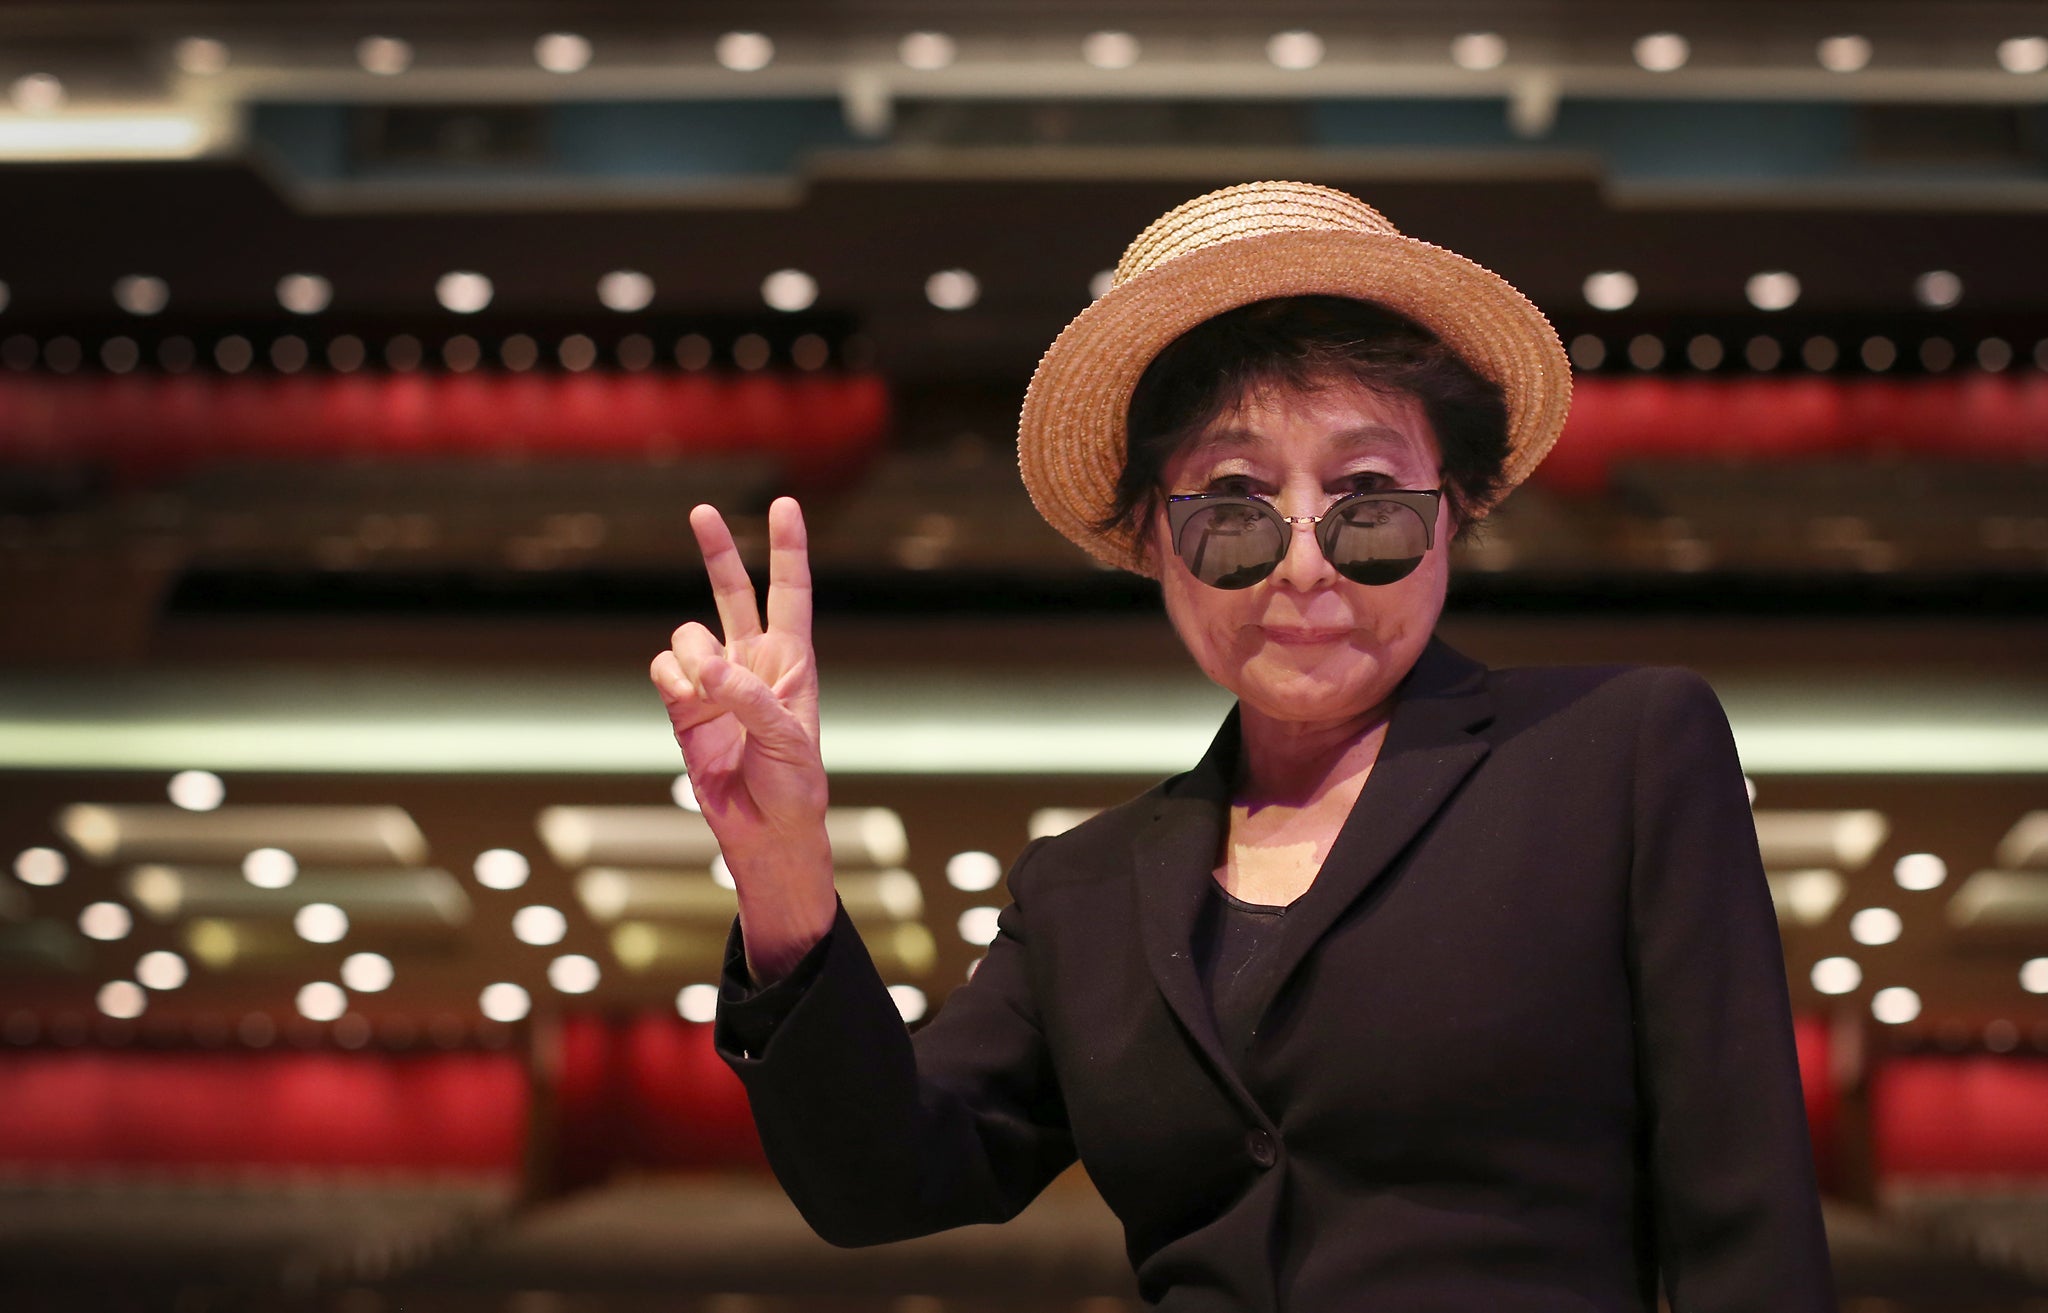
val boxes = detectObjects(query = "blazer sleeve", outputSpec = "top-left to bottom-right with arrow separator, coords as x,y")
713,837 -> 1077,1247
1625,668 -> 1838,1312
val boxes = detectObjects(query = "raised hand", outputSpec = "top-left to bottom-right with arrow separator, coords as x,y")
649,496 -> 836,983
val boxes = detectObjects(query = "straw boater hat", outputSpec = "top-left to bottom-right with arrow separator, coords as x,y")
1017,180 -> 1573,577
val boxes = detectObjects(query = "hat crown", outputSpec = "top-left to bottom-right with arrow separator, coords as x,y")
1113,181 -> 1401,287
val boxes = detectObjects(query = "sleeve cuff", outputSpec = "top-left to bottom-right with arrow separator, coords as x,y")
713,904 -> 839,1060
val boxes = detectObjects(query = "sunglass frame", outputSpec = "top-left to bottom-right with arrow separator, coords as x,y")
1162,488 -> 1443,589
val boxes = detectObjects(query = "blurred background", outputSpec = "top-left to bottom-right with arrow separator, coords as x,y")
0,2 -> 2045,1310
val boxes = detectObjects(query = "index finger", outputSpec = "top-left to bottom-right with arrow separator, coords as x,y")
689,503 -> 763,644
764,495 -> 812,642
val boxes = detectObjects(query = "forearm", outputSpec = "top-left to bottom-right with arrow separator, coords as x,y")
732,828 -> 837,986
716,891 -> 1075,1247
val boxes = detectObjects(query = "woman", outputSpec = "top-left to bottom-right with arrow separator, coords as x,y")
649,182 -> 1836,1311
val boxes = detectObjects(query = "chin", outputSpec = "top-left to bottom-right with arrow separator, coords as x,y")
1235,649 -> 1397,724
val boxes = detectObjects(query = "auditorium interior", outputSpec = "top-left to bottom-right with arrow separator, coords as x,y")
0,2 -> 2045,1310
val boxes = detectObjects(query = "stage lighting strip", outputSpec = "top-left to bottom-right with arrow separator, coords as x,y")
0,670 -> 2043,776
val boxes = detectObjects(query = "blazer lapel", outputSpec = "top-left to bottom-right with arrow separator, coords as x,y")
1131,637 -> 1497,1114
1132,703 -> 1261,1116
1249,636 -> 1496,1026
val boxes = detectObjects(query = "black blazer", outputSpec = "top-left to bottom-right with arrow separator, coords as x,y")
716,637 -> 1837,1312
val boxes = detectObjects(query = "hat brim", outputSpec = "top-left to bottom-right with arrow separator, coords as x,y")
1017,227 -> 1572,577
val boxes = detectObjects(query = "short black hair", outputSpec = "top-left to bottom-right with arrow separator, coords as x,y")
1099,295 -> 1510,566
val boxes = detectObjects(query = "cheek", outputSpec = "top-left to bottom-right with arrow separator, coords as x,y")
1160,570 -> 1258,678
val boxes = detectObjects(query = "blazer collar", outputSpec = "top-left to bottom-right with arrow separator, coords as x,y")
1133,635 -> 1496,1115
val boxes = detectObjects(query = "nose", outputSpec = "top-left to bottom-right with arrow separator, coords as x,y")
1270,508 -> 1337,591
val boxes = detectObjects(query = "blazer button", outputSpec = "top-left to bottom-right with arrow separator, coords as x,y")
1246,1128 -> 1278,1168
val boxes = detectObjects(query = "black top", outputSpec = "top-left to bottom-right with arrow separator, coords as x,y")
714,640 -> 1837,1312
1190,880 -> 1291,1069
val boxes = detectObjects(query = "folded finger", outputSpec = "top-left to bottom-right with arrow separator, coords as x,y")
650,650 -> 725,734
689,503 -> 763,644
693,652 -> 813,762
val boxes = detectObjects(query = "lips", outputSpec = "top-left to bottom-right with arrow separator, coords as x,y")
1263,627 -> 1353,645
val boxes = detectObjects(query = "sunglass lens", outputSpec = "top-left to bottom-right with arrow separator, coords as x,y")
1176,501 -> 1285,589
1326,499 -> 1429,586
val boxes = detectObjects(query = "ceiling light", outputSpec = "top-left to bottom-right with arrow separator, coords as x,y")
926,268 -> 980,310
215,335 -> 253,373
761,268 -> 818,312
597,270 -> 653,312
1914,270 -> 1962,309
1817,35 -> 1872,73
294,902 -> 350,944
1810,956 -> 1862,995
716,31 -> 774,72
888,984 -> 928,1022
512,904 -> 568,946
670,774 -> 700,810
296,981 -> 347,1022
80,901 -> 133,941
10,74 -> 65,114
1582,270 -> 1638,310
436,271 -> 492,314
1893,853 -> 1947,891
441,335 -> 480,372
174,37 -> 230,76
535,33 -> 592,74
1089,269 -> 1115,300
1450,32 -> 1508,71
899,31 -> 957,71
945,851 -> 1003,892
957,907 -> 1001,946
1082,31 -> 1140,70
97,980 -> 146,1019
113,275 -> 169,316
1996,36 -> 2048,74
1746,271 -> 1800,311
14,846 -> 66,887
733,334 -> 770,370
276,273 -> 332,315
2021,958 -> 2048,994
548,953 -> 600,993
241,847 -> 297,889
677,983 -> 718,1022
341,951 -> 393,992
357,36 -> 413,76
1633,33 -> 1689,73
480,982 -> 530,1022
1266,31 -> 1325,71
557,334 -> 597,371
136,950 -> 188,990
1870,985 -> 1920,1024
1849,907 -> 1903,946
473,848 -> 529,890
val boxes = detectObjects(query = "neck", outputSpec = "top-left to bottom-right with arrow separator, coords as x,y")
1233,698 -> 1393,808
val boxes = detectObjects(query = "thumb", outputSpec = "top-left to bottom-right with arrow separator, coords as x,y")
698,653 -> 814,761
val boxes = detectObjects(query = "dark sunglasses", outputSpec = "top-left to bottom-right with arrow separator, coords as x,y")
1163,488 -> 1442,589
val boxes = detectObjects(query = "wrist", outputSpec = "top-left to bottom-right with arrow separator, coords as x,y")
733,833 -> 837,985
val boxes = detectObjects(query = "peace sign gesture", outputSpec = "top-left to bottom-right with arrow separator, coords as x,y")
649,496 -> 837,983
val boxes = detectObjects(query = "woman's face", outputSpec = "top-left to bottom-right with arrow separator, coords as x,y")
1151,375 -> 1453,731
